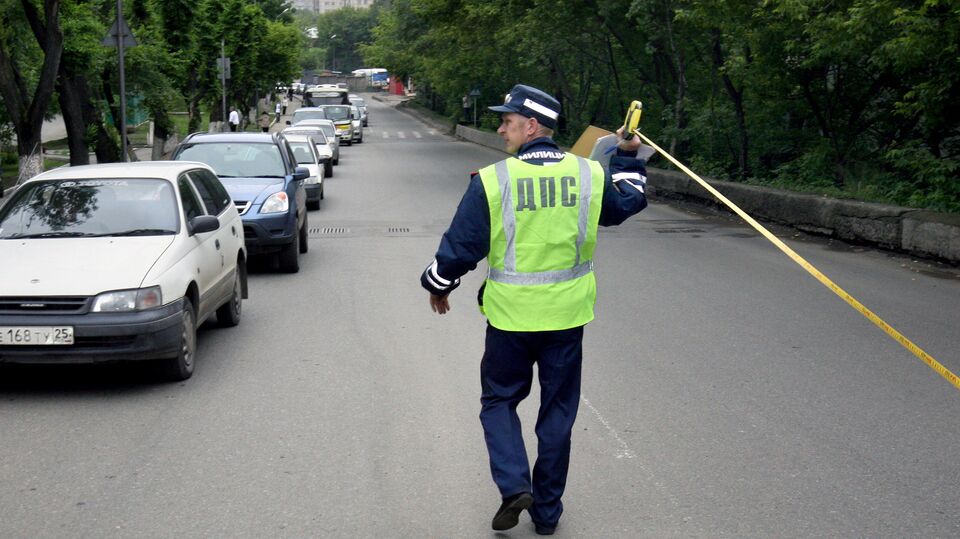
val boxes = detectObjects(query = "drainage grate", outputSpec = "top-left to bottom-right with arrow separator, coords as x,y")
387,227 -> 411,234
310,227 -> 350,235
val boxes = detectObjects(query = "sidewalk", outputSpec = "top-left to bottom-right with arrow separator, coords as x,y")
268,94 -> 302,133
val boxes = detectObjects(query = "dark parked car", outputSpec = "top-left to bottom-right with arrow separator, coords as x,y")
172,132 -> 309,273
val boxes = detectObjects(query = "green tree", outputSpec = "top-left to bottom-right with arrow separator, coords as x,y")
0,0 -> 63,179
56,0 -> 120,165
313,6 -> 379,73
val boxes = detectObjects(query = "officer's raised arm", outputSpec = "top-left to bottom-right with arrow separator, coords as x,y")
599,126 -> 649,226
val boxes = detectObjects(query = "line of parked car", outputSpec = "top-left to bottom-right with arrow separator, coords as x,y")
0,96 -> 371,381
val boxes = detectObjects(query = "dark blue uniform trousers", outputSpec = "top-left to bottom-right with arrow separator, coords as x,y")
480,323 -> 584,527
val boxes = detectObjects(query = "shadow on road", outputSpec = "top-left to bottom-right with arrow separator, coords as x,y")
0,326 -> 215,395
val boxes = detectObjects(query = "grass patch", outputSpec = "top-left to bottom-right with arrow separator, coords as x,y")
170,113 -> 191,138
127,123 -> 152,146
42,137 -> 70,151
2,157 -> 64,191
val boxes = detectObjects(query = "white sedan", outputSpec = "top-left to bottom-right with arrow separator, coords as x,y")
0,162 -> 247,381
285,133 -> 325,210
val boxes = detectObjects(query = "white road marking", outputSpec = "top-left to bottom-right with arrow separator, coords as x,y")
397,131 -> 406,139
580,393 -> 682,509
381,131 -> 389,138
413,131 -> 422,138
581,394 -> 635,459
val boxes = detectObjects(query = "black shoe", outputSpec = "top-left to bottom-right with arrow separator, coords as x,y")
491,492 -> 534,531
534,522 -> 557,535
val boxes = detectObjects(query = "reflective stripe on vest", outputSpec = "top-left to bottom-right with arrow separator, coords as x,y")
489,155 -> 595,284
488,260 -> 593,285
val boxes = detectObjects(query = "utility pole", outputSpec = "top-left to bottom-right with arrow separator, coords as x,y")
102,0 -> 137,161
221,39 -> 227,132
117,0 -> 128,160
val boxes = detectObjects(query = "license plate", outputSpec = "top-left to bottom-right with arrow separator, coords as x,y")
0,326 -> 74,345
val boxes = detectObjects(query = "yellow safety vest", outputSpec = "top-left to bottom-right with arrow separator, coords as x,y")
478,153 -> 604,331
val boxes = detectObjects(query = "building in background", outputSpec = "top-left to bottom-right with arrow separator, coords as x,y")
291,0 -> 374,13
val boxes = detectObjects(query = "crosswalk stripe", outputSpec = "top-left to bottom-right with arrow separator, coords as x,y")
381,131 -> 389,138
397,131 -> 406,139
413,131 -> 422,138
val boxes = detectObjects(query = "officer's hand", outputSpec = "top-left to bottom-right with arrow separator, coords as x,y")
616,126 -> 642,154
430,293 -> 450,315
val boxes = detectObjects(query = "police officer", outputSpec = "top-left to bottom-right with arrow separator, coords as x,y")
421,84 -> 649,535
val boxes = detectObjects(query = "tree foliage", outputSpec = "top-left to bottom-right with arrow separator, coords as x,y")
296,5 -> 380,73
362,0 -> 960,212
0,0 -> 302,171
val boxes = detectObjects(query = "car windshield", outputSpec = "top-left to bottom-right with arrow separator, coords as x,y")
316,125 -> 336,138
0,178 -> 178,239
323,106 -> 351,121
176,142 -> 285,178
292,110 -> 326,124
284,129 -> 327,144
305,91 -> 348,106
289,143 -> 316,165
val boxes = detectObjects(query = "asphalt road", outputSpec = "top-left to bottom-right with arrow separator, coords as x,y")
1,95 -> 959,538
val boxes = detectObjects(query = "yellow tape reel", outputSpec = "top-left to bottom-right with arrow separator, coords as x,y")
623,101 -> 642,139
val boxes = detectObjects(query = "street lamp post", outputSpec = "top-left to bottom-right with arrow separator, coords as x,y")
329,34 -> 336,72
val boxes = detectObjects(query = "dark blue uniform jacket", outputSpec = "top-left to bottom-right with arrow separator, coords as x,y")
421,137 -> 648,298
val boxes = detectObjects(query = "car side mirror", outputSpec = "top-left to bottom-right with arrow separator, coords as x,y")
189,215 -> 220,235
293,167 -> 310,181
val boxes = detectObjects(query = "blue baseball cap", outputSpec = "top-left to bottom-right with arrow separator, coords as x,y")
488,84 -> 560,129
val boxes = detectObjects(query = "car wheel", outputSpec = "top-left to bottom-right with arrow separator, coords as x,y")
298,216 -> 309,254
357,135 -> 363,143
320,182 -> 325,200
325,161 -> 333,177
216,266 -> 242,328
163,298 -> 196,381
278,226 -> 300,273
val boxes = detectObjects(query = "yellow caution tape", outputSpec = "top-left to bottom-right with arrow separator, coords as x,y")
633,129 -> 960,392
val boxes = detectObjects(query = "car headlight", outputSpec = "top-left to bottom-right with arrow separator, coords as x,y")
91,286 -> 162,312
260,191 -> 289,214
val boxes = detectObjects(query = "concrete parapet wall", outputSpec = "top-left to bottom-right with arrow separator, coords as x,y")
647,167 -> 959,263
901,211 -> 960,262
451,123 -> 960,264
455,124 -> 506,152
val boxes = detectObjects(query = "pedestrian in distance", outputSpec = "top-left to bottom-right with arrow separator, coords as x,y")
259,111 -> 271,133
421,84 -> 650,535
462,93 -> 471,125
282,95 -> 289,115
275,101 -> 282,122
228,106 -> 240,132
